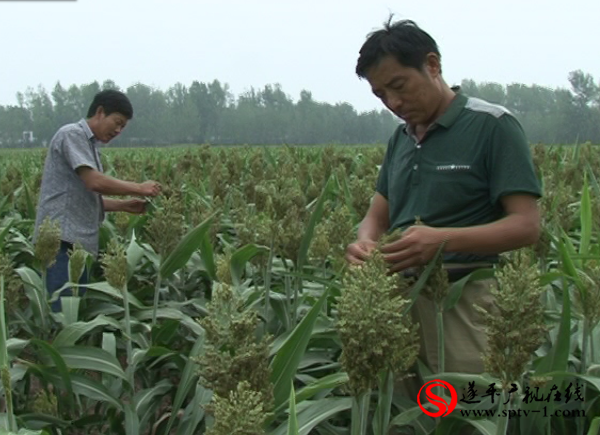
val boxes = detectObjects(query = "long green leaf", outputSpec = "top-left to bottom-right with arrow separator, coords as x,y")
335,171 -> 359,223
160,212 -> 216,279
164,332 -> 206,434
403,242 -> 446,315
270,287 -> 329,411
53,315 -> 122,348
580,173 -> 592,256
0,277 -> 17,433
30,339 -> 75,412
80,282 -> 146,309
199,232 -> 216,280
0,196 -> 10,215
0,277 -> 9,368
22,182 -> 35,220
443,268 -> 495,311
174,383 -> 212,435
0,429 -> 45,435
271,398 -> 352,435
520,270 -> 572,434
124,402 -> 140,435
15,268 -> 45,322
372,370 -> 394,435
134,379 -> 173,418
274,372 -> 349,415
587,417 -> 600,435
543,371 -> 600,392
136,308 -> 203,336
54,346 -> 129,384
297,176 -> 334,270
287,382 -> 299,435
0,218 -> 14,250
556,233 -> 586,294
389,405 -> 426,428
44,371 -> 123,411
7,338 -> 29,360
435,416 -> 497,435
536,273 -> 572,375
126,230 -> 145,282
230,244 -> 270,287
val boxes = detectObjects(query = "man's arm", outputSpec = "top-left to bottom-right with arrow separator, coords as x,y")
380,193 -> 540,272
441,193 -> 540,254
103,197 -> 148,214
77,167 -> 160,197
60,130 -> 160,197
346,193 -> 390,264
357,192 -> 390,242
103,198 -> 126,212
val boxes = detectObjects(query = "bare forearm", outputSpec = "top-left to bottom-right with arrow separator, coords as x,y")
89,173 -> 141,196
441,214 -> 540,255
103,198 -> 125,212
357,214 -> 389,242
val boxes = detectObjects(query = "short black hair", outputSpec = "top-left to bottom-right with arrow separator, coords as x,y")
356,17 -> 441,78
86,89 -> 133,119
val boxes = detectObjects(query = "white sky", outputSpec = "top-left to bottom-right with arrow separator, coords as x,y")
0,0 -> 598,113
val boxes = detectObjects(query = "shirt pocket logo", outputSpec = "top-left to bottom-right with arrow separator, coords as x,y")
436,164 -> 471,171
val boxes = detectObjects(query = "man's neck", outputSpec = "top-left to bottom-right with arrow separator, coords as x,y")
412,86 -> 457,139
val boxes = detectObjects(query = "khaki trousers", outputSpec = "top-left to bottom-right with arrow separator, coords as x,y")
390,276 -> 499,435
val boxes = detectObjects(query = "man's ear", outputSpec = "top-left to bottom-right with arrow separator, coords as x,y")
425,53 -> 442,78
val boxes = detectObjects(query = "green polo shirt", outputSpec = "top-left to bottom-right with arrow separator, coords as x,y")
376,92 -> 542,264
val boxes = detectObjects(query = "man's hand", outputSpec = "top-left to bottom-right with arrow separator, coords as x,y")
345,239 -> 378,265
121,198 -> 148,214
138,181 -> 162,197
379,225 -> 447,273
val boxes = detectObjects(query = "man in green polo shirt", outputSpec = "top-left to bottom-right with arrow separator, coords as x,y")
346,17 -> 542,424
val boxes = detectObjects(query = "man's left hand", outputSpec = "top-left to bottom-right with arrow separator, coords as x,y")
121,199 -> 148,214
379,225 -> 448,273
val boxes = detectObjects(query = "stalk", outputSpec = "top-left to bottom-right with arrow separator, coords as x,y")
152,275 -> 162,327
578,319 -> 591,435
0,277 -> 16,432
373,370 -> 393,435
263,237 -> 275,335
284,274 -> 293,332
581,320 -> 589,374
122,282 -> 135,391
495,389 -> 509,435
322,259 -> 328,317
435,302 -> 445,375
293,270 -> 301,327
351,390 -> 371,435
40,269 -> 49,331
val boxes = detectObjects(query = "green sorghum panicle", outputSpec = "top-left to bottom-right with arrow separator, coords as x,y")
474,248 -> 548,389
101,239 -> 128,291
205,380 -> 270,435
337,250 -> 420,396
196,283 -> 273,412
68,241 -> 89,284
34,217 -> 61,269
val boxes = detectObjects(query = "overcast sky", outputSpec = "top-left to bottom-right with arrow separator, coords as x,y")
0,0 -> 598,113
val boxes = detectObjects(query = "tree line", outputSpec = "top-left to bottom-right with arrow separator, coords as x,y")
0,70 -> 598,148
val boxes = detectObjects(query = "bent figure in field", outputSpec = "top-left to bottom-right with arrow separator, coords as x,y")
346,18 -> 542,431
33,90 -> 162,313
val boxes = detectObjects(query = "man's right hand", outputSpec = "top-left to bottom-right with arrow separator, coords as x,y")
345,239 -> 378,265
138,181 -> 162,197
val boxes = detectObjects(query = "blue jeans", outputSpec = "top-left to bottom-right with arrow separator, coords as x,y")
46,241 -> 89,313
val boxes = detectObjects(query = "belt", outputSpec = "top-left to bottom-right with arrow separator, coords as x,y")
402,263 -> 494,283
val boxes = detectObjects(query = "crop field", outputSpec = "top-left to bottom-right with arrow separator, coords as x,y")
0,143 -> 599,435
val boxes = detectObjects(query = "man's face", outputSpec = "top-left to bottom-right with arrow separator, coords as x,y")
93,108 -> 128,143
366,54 -> 441,127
